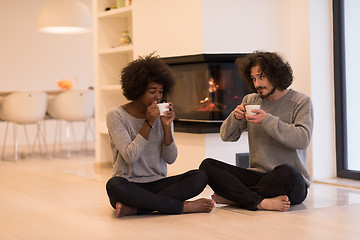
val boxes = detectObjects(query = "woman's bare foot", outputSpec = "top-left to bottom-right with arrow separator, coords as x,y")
211,193 -> 236,205
257,195 -> 291,212
182,198 -> 215,213
115,202 -> 138,217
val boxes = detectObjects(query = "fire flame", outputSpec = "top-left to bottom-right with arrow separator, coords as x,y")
208,78 -> 218,93
200,97 -> 209,104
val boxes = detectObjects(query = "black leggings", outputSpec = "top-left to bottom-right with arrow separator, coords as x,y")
199,158 -> 307,211
106,169 -> 208,214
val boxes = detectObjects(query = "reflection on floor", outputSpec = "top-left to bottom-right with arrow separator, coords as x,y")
217,183 -> 360,216
1,155 -> 360,240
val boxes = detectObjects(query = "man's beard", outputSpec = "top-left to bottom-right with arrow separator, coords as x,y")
257,86 -> 276,99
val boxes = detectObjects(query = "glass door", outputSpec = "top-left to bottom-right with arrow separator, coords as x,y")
334,0 -> 360,179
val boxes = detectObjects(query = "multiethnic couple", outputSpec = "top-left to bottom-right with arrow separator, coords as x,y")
105,51 -> 313,217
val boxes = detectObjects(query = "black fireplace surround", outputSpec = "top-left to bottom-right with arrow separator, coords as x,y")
162,53 -> 251,134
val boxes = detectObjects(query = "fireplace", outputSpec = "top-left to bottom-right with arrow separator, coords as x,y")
162,54 -> 251,133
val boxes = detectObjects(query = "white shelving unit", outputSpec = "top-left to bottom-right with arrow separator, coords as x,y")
94,0 -> 133,167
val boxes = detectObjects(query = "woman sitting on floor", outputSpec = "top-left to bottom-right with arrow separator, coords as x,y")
105,53 -> 215,217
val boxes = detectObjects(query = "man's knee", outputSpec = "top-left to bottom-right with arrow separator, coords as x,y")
274,164 -> 303,182
199,158 -> 217,170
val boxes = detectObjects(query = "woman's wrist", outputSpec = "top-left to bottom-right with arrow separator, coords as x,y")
144,119 -> 153,129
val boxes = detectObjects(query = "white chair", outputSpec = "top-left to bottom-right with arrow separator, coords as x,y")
0,91 -> 49,160
47,89 -> 95,158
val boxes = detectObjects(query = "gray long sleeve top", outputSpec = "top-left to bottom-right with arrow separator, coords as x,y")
106,106 -> 178,183
220,89 -> 314,187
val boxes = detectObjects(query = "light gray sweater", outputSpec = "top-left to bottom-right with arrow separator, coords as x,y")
106,106 -> 178,183
220,89 -> 313,187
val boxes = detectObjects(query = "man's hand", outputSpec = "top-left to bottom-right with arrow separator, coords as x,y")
234,103 -> 246,120
245,108 -> 266,124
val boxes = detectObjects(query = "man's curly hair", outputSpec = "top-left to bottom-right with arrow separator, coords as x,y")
120,53 -> 176,101
236,51 -> 293,92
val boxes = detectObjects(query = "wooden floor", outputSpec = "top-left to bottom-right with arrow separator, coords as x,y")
1,155 -> 360,240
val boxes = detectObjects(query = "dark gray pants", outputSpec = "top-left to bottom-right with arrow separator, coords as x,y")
106,169 -> 208,214
199,158 -> 307,210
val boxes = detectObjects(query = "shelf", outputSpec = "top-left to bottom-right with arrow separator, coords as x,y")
98,6 -> 132,18
95,0 -> 133,166
98,45 -> 133,55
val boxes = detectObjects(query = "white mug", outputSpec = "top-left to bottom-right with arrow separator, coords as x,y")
245,105 -> 260,115
157,103 -> 169,116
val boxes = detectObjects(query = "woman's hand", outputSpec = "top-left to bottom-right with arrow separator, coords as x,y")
160,102 -> 175,126
159,102 -> 175,146
145,101 -> 160,126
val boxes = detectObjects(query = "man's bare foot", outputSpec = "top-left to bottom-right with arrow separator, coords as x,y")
211,193 -> 236,205
257,195 -> 291,212
115,202 -> 138,217
182,198 -> 215,213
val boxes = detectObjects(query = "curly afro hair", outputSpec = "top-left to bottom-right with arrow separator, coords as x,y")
236,51 -> 293,92
120,53 -> 176,101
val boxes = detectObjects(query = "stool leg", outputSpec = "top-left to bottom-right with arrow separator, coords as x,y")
32,121 -> 50,159
23,125 -> 31,157
66,121 -> 71,158
52,120 -> 61,157
2,122 -> 10,160
81,118 -> 95,154
71,121 -> 81,155
13,123 -> 18,160
81,120 -> 89,153
40,121 -> 50,159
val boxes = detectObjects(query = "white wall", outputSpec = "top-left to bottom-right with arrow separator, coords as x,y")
132,0 -> 204,57
204,132 -> 249,164
0,0 -> 94,147
308,0 -> 336,179
288,0 -> 313,177
168,132 -> 249,176
202,0 -> 291,54
168,133 -> 206,175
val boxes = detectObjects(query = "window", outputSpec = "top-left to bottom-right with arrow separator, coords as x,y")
333,0 -> 360,179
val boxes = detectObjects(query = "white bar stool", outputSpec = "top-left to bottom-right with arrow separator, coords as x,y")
0,91 -> 49,161
47,89 -> 95,158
